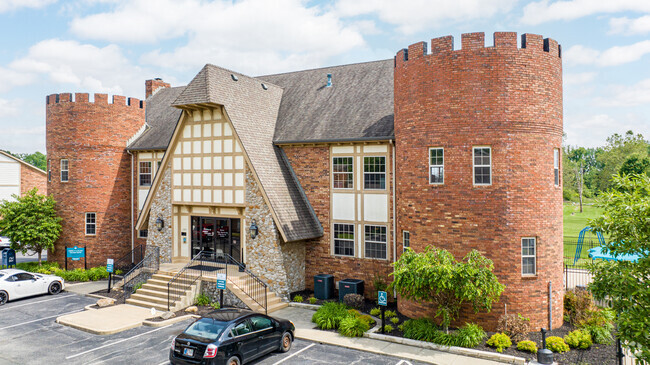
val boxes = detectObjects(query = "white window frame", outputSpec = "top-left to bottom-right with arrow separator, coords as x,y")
60,159 -> 69,182
332,157 -> 354,190
364,224 -> 387,259
138,229 -> 148,238
333,223 -> 355,257
403,231 -> 410,252
473,147 -> 491,186
363,156 -> 386,190
521,237 -> 536,276
429,148 -> 444,184
85,212 -> 96,236
139,161 -> 152,187
554,149 -> 560,186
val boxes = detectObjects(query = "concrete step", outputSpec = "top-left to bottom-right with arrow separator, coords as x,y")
148,278 -> 197,287
151,273 -> 176,281
141,283 -> 186,295
130,293 -> 175,306
267,301 -> 288,314
125,298 -> 168,312
135,288 -> 182,300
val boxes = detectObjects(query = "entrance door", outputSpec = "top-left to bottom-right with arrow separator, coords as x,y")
191,216 -> 241,262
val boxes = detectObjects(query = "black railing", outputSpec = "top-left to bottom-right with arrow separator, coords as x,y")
564,237 -> 600,268
167,251 -> 207,311
120,246 -> 160,303
111,244 -> 146,288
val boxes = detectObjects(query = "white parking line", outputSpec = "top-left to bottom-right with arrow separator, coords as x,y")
65,325 -> 172,360
0,294 -> 75,312
0,309 -> 83,331
396,360 -> 413,365
272,343 -> 316,365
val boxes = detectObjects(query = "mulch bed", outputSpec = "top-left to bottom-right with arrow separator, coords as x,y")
90,288 -> 126,301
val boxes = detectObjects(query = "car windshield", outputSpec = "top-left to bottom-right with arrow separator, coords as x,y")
184,318 -> 228,341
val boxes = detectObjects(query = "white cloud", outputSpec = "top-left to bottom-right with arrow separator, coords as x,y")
334,0 -> 517,35
564,72 -> 597,85
609,16 -> 650,35
564,41 -> 650,66
0,98 -> 19,118
564,113 -> 650,147
0,0 -> 56,13
598,78 -> 650,107
0,67 -> 35,92
521,0 -> 650,25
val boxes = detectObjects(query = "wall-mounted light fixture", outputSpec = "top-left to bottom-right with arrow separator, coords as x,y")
250,219 -> 259,239
155,216 -> 165,232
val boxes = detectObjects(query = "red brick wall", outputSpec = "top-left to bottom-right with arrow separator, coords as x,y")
145,79 -> 170,99
20,165 -> 47,195
394,32 -> 564,330
46,93 -> 145,267
283,145 -> 394,297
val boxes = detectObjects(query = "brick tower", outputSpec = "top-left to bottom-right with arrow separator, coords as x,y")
394,32 -> 564,330
46,93 -> 145,267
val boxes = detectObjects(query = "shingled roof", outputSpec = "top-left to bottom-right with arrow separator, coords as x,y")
261,59 -> 394,144
127,86 -> 185,151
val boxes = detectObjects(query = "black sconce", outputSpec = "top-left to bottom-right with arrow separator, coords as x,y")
250,219 -> 258,239
155,216 -> 164,232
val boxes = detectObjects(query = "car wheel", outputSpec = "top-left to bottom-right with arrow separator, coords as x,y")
226,355 -> 240,365
279,331 -> 292,353
48,282 -> 62,295
0,291 -> 7,305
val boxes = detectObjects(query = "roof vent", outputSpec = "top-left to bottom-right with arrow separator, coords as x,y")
231,74 -> 238,81
326,73 -> 332,87
261,83 -> 268,90
154,77 -> 163,81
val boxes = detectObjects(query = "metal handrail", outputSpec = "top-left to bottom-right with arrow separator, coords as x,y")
222,254 -> 268,314
119,246 -> 160,303
167,250 -> 206,311
111,244 -> 146,287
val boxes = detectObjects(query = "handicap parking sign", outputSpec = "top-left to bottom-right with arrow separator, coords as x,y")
378,290 -> 387,306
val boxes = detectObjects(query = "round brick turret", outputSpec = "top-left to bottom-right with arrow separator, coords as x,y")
46,93 -> 145,267
394,32 -> 563,330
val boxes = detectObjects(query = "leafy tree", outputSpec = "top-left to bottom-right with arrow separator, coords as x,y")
619,155 -> 650,176
593,131 -> 649,193
588,174 -> 650,361
390,246 -> 504,332
0,150 -> 47,171
0,188 -> 61,265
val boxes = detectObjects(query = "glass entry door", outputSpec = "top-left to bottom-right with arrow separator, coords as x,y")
191,216 -> 241,262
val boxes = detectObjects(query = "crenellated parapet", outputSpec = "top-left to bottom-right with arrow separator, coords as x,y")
46,93 -> 145,109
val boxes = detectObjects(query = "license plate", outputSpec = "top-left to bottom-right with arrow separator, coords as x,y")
183,348 -> 194,357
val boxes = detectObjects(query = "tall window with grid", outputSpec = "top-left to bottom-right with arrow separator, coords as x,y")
429,148 -> 444,184
522,237 -> 536,275
365,225 -> 387,259
85,213 -> 96,236
364,156 -> 386,189
333,157 -> 353,189
473,147 -> 491,185
403,231 -> 410,252
139,161 -> 152,186
333,223 -> 354,256
60,159 -> 69,182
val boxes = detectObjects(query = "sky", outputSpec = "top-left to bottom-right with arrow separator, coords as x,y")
0,0 -> 649,153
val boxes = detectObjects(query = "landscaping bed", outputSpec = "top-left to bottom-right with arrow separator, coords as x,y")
90,288 -> 125,301
17,261 -> 110,282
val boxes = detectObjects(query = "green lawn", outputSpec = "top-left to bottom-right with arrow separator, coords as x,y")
563,202 -> 605,239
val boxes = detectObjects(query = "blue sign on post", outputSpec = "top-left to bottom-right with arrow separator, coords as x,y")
66,246 -> 85,261
378,291 -> 388,306
216,273 -> 227,290
106,258 -> 114,273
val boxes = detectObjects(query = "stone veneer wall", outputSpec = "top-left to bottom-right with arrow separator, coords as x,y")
146,160 -> 173,263
244,169 -> 305,300
201,280 -> 248,309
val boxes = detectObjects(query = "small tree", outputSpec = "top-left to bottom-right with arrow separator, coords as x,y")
588,174 -> 650,362
390,246 -> 504,332
0,188 -> 61,265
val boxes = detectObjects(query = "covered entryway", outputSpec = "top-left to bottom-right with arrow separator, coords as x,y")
191,217 -> 241,262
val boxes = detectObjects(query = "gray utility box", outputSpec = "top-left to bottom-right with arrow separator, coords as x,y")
314,274 -> 334,300
338,278 -> 364,302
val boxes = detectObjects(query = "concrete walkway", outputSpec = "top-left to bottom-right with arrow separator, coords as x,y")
272,307 -> 509,365
56,304 -> 161,335
65,280 -> 110,296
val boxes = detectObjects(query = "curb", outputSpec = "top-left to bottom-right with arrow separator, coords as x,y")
288,302 -> 320,310
143,315 -> 200,327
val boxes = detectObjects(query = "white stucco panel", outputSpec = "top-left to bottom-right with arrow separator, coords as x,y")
363,194 -> 388,222
0,162 -> 19,185
332,193 -> 355,221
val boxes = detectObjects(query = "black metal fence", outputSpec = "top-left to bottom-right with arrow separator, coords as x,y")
111,244 -> 146,288
563,237 -> 599,290
120,246 -> 160,303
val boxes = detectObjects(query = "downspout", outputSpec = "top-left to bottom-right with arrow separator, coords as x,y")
391,140 -> 397,266
127,150 -> 134,260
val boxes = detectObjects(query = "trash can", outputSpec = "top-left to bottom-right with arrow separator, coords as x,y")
1,248 -> 16,268
338,278 -> 364,302
314,274 -> 334,300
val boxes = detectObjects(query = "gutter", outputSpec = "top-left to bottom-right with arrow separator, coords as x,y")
127,150 -> 134,258
391,140 -> 397,268
273,136 -> 395,145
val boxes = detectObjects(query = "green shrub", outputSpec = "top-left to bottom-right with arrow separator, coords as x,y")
210,302 -> 220,310
564,330 -> 593,349
390,317 -> 400,325
343,293 -> 364,310
578,308 -> 615,344
453,323 -> 486,348
309,297 -> 317,304
370,307 -> 381,317
312,302 -> 349,330
398,324 -> 405,332
385,310 -> 397,318
338,314 -> 370,337
132,282 -> 143,293
402,318 -> 439,342
359,314 -> 375,327
292,295 -> 304,303
545,336 -> 570,353
383,324 -> 394,333
517,340 -> 538,354
16,262 -> 110,282
564,288 -> 595,325
195,294 -> 210,306
487,333 -> 512,353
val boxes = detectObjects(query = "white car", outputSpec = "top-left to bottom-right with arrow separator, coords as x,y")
0,269 -> 65,305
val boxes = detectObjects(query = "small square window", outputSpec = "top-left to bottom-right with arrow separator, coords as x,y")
333,223 -> 354,256
522,237 -> 536,275
85,213 -> 96,236
138,229 -> 148,238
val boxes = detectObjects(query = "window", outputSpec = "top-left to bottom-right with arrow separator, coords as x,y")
60,159 -> 69,182
333,157 -> 353,189
47,160 -> 51,182
231,320 -> 253,336
473,147 -> 491,185
138,229 -> 148,238
554,149 -> 560,186
365,225 -> 387,259
333,223 -> 354,256
364,156 -> 386,189
522,237 -> 536,275
250,316 -> 273,331
139,161 -> 152,186
429,148 -> 444,184
85,213 -> 96,235
403,231 -> 410,252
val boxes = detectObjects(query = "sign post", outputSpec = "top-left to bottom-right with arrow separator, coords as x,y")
106,258 -> 114,293
217,273 -> 226,308
378,290 -> 387,334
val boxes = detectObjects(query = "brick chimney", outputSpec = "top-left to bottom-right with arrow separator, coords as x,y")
145,78 -> 171,98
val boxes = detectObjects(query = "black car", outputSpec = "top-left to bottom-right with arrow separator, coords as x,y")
170,308 -> 295,365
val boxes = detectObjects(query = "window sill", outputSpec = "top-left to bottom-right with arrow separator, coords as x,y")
332,254 -> 356,258
521,275 -> 537,279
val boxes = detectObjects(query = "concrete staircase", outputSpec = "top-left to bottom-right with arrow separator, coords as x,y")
227,275 -> 288,314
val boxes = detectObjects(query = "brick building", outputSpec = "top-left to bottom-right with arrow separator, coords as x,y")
46,32 -> 563,330
0,150 -> 47,201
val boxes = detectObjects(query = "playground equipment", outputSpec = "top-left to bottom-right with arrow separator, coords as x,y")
573,227 -> 606,265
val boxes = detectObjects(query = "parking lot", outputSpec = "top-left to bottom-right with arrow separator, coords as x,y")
0,292 -> 426,365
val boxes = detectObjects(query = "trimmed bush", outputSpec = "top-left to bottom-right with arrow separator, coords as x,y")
383,324 -> 394,333
312,302 -> 349,330
292,295 -> 304,303
338,314 -> 370,337
370,307 -> 381,317
343,293 -> 364,310
517,340 -> 538,354
546,336 -> 570,353
453,323 -> 486,348
487,333 -> 512,353
309,297 -> 317,304
390,316 -> 400,325
384,310 -> 397,318
195,294 -> 210,306
564,330 -> 593,349
496,313 -> 530,342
